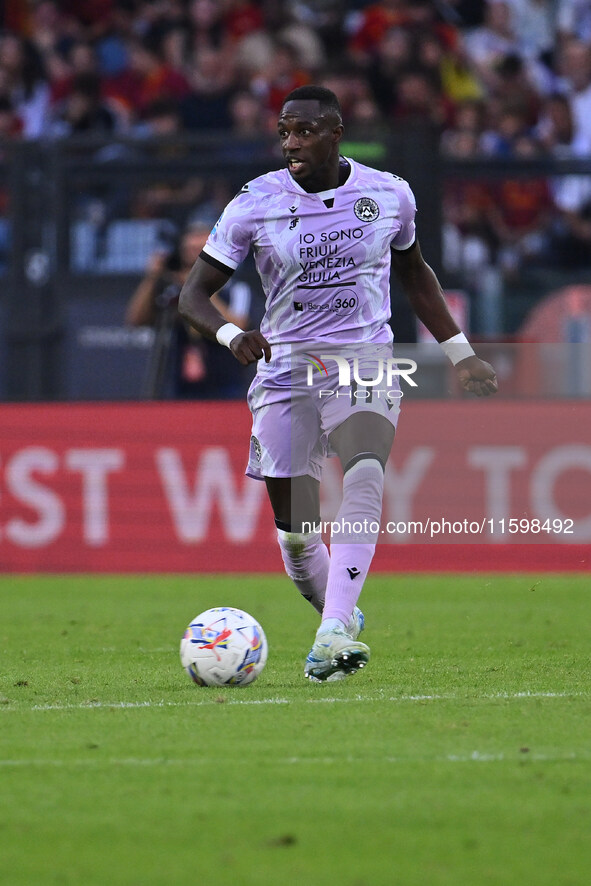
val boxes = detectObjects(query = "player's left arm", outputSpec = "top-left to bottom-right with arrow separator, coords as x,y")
391,238 -> 498,397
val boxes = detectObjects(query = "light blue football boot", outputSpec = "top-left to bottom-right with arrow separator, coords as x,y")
345,606 -> 365,640
304,614 -> 370,682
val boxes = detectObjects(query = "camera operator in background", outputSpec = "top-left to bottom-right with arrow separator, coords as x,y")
126,219 -> 256,399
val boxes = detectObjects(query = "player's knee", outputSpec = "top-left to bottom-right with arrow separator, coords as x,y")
340,454 -> 385,528
343,452 -> 385,476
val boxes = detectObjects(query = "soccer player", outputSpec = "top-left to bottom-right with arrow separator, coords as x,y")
179,85 -> 497,682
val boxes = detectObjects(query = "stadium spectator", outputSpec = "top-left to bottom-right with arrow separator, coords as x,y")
93,2 -> 135,77
348,0 -> 415,67
60,0 -> 116,40
28,0 -> 81,60
550,190 -> 591,268
132,96 -> 184,138
506,0 -> 556,63
116,33 -> 192,121
319,68 -> 377,121
392,67 -> 454,128
536,93 -> 591,259
286,0 -> 350,63
442,97 -> 487,145
180,46 -> 234,131
546,106 -> 591,271
158,24 -> 189,75
441,126 -> 497,287
230,3 -> 326,79
486,133 -> 553,276
221,0 -> 265,44
277,14 -> 327,73
0,93 -> 23,142
487,53 -> 542,127
404,0 -> 461,53
48,39 -> 134,131
439,43 -> 486,105
27,1 -> 82,99
186,0 -> 227,52
221,90 -> 278,159
228,90 -> 268,138
367,27 -> 414,115
250,40 -> 311,115
133,0 -> 187,43
556,0 -> 591,44
348,92 -> 384,132
557,38 -> 591,148
462,0 -> 524,92
48,40 -> 100,105
48,71 -> 123,137
480,102 -> 531,155
0,32 -> 50,137
126,219 -> 255,399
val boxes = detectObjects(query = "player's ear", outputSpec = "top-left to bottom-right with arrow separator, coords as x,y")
333,123 -> 344,143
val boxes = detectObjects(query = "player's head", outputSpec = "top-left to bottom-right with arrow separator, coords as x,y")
278,85 -> 344,190
282,86 -> 343,122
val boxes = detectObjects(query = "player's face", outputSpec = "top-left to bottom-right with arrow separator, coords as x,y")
278,100 -> 343,191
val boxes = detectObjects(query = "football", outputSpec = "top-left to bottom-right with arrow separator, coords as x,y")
180,607 -> 268,686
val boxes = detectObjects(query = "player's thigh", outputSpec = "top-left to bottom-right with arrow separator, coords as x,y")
264,475 -> 320,529
328,411 -> 395,469
248,383 -> 324,483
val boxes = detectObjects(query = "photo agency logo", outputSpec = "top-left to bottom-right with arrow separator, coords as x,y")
302,352 -> 417,400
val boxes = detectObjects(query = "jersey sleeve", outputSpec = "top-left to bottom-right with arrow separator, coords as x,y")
201,188 -> 255,272
390,179 -> 417,252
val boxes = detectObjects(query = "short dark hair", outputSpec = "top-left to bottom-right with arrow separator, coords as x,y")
282,85 -> 342,119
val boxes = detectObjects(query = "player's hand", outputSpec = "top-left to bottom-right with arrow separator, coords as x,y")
456,356 -> 498,397
230,330 -> 272,365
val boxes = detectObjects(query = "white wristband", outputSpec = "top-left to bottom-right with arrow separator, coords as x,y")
216,323 -> 242,349
439,332 -> 475,366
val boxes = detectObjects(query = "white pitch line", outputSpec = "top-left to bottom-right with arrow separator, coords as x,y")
26,698 -> 291,711
0,750 -> 587,768
287,751 -> 587,764
307,693 -> 450,704
0,689 -> 586,714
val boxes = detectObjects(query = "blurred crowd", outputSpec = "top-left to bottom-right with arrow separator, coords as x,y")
2,0 -> 591,292
1,1 -> 589,144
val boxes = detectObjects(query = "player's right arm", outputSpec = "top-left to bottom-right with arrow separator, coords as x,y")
178,256 -> 271,366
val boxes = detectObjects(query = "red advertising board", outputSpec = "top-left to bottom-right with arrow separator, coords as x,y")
0,401 -> 589,572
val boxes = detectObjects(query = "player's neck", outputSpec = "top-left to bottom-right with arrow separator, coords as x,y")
300,158 -> 350,194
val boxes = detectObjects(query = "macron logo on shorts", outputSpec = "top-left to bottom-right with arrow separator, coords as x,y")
347,567 -> 361,579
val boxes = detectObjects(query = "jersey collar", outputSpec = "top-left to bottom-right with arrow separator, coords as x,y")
284,156 -> 357,197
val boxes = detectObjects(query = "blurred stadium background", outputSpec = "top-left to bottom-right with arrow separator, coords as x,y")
0,0 -> 589,572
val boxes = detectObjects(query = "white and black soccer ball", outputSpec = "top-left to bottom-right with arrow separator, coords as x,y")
180,607 -> 268,686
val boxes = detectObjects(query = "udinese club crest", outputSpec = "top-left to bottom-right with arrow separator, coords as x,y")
251,435 -> 263,463
354,197 -> 380,222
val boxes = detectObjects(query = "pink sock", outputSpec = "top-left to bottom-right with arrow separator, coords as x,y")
321,542 -> 375,624
321,458 -> 383,626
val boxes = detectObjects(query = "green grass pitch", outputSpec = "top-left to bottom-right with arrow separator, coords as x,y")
1,573 -> 590,886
